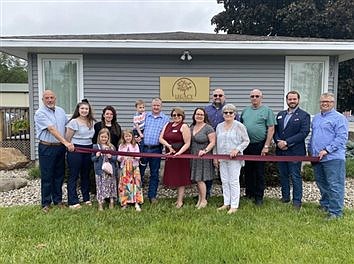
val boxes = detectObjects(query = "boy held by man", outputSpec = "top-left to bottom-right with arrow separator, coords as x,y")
133,99 -> 146,166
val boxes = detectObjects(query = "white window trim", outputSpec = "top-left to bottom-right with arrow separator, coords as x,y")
37,54 -> 84,108
284,56 -> 329,109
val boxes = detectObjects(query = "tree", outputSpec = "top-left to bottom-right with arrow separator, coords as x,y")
0,52 -> 28,83
211,0 -> 354,112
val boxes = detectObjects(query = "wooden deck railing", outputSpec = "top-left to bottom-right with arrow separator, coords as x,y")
0,107 -> 30,141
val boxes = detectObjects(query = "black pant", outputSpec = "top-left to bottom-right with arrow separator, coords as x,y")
244,141 -> 265,201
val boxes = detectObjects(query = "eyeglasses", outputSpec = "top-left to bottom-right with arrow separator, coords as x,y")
250,95 -> 260,98
213,94 -> 224,98
223,111 -> 234,115
172,113 -> 183,117
320,100 -> 334,104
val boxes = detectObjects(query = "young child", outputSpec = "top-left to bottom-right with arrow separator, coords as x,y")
91,128 -> 118,211
133,99 -> 146,166
118,129 -> 144,211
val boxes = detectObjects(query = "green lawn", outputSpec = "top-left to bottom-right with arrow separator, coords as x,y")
0,197 -> 353,264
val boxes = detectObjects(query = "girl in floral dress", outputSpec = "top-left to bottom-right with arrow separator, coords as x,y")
91,128 -> 118,211
118,129 -> 144,211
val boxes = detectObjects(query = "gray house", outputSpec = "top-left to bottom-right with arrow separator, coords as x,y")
1,32 -> 353,160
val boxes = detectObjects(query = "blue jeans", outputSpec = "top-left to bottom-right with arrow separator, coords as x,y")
313,159 -> 346,217
278,161 -> 302,205
139,146 -> 162,199
38,143 -> 66,207
67,144 -> 92,205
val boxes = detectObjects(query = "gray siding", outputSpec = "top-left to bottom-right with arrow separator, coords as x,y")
83,54 -> 285,131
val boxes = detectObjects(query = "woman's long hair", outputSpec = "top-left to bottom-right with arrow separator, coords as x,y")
101,105 -> 120,136
69,99 -> 96,128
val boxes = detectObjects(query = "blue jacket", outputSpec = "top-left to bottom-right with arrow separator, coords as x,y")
274,108 -> 310,156
91,144 -> 118,177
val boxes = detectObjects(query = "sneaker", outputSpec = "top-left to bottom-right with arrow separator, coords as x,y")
69,203 -> 81,209
84,201 -> 92,206
41,206 -> 50,213
135,204 -> 142,212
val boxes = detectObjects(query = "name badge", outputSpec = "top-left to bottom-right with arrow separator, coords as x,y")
172,129 -> 178,133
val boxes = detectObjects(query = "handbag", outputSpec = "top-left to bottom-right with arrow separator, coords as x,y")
102,159 -> 113,175
98,144 -> 113,175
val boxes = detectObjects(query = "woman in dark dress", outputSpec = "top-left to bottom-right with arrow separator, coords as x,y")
159,107 -> 191,208
93,106 -> 121,149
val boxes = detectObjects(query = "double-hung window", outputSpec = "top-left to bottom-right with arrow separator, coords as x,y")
38,54 -> 83,114
285,56 -> 329,115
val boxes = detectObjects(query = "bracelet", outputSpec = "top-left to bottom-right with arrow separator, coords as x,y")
204,148 -> 208,152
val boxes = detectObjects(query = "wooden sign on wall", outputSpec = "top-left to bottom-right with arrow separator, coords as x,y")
160,77 -> 210,102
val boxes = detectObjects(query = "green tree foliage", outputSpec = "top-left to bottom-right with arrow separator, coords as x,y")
0,52 -> 28,83
212,0 -> 354,112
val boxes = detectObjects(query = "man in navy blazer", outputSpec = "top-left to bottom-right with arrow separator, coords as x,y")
274,91 -> 310,209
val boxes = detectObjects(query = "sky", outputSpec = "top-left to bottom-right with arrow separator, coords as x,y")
0,0 -> 225,36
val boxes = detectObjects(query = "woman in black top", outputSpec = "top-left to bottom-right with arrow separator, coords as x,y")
93,106 -> 121,149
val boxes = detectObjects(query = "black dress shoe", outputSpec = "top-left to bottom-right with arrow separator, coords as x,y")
293,203 -> 301,211
254,199 -> 263,206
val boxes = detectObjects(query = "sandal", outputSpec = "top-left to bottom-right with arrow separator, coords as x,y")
217,205 -> 229,211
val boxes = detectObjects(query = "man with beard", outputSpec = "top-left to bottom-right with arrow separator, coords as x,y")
274,91 -> 310,210
205,88 -> 232,199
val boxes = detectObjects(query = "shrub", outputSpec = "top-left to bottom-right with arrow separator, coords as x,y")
301,163 -> 315,182
346,158 -> 354,178
346,140 -> 354,158
27,165 -> 40,179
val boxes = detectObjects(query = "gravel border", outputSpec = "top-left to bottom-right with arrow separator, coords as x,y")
0,169 -> 353,208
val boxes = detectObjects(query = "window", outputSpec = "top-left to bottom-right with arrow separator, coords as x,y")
285,56 -> 329,115
38,54 -> 83,114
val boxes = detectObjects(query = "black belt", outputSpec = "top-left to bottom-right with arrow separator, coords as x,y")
40,140 -> 63,146
144,145 -> 161,150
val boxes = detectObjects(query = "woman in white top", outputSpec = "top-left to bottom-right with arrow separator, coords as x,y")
214,104 -> 250,214
66,99 -> 96,209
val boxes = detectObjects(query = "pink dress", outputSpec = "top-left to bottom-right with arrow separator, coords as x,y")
162,122 -> 191,187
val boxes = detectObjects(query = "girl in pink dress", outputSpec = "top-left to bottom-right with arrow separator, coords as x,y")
118,129 -> 144,211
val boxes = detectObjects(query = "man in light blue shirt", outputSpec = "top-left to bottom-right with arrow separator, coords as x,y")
139,97 -> 169,203
309,92 -> 348,220
34,90 -> 74,213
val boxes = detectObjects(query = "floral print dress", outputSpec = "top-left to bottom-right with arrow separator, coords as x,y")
118,143 -> 144,206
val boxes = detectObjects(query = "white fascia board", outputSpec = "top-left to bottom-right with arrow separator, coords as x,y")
1,38 -> 354,52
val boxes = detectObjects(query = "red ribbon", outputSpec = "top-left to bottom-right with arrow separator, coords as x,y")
75,147 -> 319,162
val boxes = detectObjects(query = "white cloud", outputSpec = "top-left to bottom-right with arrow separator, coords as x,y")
1,0 -> 224,36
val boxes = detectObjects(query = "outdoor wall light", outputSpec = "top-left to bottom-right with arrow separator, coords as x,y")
180,50 -> 192,61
